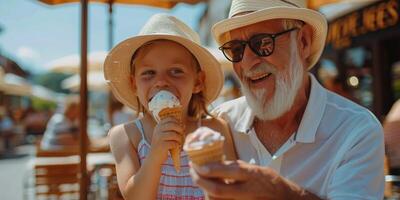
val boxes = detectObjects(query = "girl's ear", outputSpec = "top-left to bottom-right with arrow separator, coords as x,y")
193,71 -> 205,94
129,74 -> 137,92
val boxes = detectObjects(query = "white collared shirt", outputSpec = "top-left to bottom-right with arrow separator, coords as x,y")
212,74 -> 385,200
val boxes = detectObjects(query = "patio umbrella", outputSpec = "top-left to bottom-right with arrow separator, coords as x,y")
45,51 -> 107,74
62,71 -> 107,91
317,0 -> 379,21
31,85 -> 65,102
0,68 -> 62,102
308,0 -> 343,9
308,0 -> 378,9
0,72 -> 32,97
38,0 -> 176,49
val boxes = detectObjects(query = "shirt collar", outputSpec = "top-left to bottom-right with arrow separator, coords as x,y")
295,74 -> 327,143
234,97 -> 255,134
235,74 -> 327,143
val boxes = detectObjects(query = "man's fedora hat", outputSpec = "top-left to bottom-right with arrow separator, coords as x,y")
212,0 -> 328,69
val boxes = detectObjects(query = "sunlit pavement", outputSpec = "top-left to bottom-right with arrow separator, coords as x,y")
0,145 -> 35,200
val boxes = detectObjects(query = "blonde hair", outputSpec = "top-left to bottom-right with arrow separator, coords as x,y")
130,39 -> 211,119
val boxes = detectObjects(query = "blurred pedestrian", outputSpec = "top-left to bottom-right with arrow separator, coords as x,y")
384,99 -> 400,175
0,107 -> 14,134
40,96 -> 80,150
0,106 -> 15,153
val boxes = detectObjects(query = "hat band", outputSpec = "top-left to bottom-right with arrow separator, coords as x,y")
280,0 -> 300,8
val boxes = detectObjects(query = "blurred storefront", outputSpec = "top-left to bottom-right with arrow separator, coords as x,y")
319,0 -> 400,120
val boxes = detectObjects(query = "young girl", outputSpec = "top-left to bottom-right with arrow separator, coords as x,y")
104,14 -> 237,200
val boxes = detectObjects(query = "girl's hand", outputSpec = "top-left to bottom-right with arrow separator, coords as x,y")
148,117 -> 184,166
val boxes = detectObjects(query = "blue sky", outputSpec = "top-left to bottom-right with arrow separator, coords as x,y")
0,0 -> 205,74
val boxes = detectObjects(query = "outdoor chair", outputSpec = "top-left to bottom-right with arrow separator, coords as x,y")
23,140 -> 82,200
24,138 -> 117,200
33,158 -> 81,200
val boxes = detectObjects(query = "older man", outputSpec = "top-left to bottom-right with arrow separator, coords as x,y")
190,0 -> 385,199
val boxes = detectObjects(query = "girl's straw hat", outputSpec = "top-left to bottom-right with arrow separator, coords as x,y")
104,14 -> 223,111
212,0 -> 328,69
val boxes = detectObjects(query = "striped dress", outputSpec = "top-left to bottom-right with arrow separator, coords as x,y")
134,120 -> 205,200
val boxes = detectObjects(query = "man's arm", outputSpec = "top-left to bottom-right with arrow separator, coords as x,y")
190,160 -> 322,200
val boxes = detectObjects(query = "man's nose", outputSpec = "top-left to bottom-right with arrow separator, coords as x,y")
241,46 -> 260,71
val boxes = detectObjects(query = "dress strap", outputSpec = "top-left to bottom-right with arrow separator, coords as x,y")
134,119 -> 151,146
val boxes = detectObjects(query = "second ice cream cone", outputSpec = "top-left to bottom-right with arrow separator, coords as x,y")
185,138 -> 224,166
184,127 -> 225,166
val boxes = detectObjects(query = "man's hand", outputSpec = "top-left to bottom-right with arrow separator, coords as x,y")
190,160 -> 322,200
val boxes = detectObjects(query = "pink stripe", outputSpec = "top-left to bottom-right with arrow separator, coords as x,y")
162,163 -> 190,167
138,156 -> 190,168
157,194 -> 204,200
159,182 -> 200,189
139,155 -> 189,161
139,156 -> 147,160
161,173 -> 191,178
138,153 -> 189,159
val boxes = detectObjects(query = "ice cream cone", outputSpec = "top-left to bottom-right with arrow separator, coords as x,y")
159,106 -> 183,173
183,127 -> 225,166
148,90 -> 184,173
185,139 -> 224,166
184,127 -> 226,200
158,107 -> 183,124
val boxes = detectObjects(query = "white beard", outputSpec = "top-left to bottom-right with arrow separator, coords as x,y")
241,32 -> 304,120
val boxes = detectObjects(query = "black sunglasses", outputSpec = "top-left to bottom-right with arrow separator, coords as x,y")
219,27 -> 298,63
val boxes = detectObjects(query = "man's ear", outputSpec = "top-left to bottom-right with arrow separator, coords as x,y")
297,24 -> 313,63
193,71 -> 205,94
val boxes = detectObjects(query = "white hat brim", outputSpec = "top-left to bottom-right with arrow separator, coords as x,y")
104,34 -> 223,111
212,7 -> 328,69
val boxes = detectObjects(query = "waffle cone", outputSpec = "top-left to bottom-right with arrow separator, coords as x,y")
158,107 -> 183,123
159,107 -> 183,172
185,140 -> 224,166
169,148 -> 181,173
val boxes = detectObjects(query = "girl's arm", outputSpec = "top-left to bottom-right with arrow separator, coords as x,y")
109,118 -> 183,200
109,124 -> 160,200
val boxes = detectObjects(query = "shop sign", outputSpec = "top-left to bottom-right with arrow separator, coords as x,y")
327,0 -> 399,49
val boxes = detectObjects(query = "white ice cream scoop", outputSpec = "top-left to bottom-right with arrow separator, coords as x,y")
148,90 -> 181,123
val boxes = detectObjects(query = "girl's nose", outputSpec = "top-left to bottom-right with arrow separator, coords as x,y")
154,76 -> 169,88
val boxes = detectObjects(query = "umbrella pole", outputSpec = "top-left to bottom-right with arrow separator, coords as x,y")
108,0 -> 114,50
79,0 -> 89,200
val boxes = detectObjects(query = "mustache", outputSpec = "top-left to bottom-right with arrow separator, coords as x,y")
243,62 -> 278,78
242,62 -> 278,86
